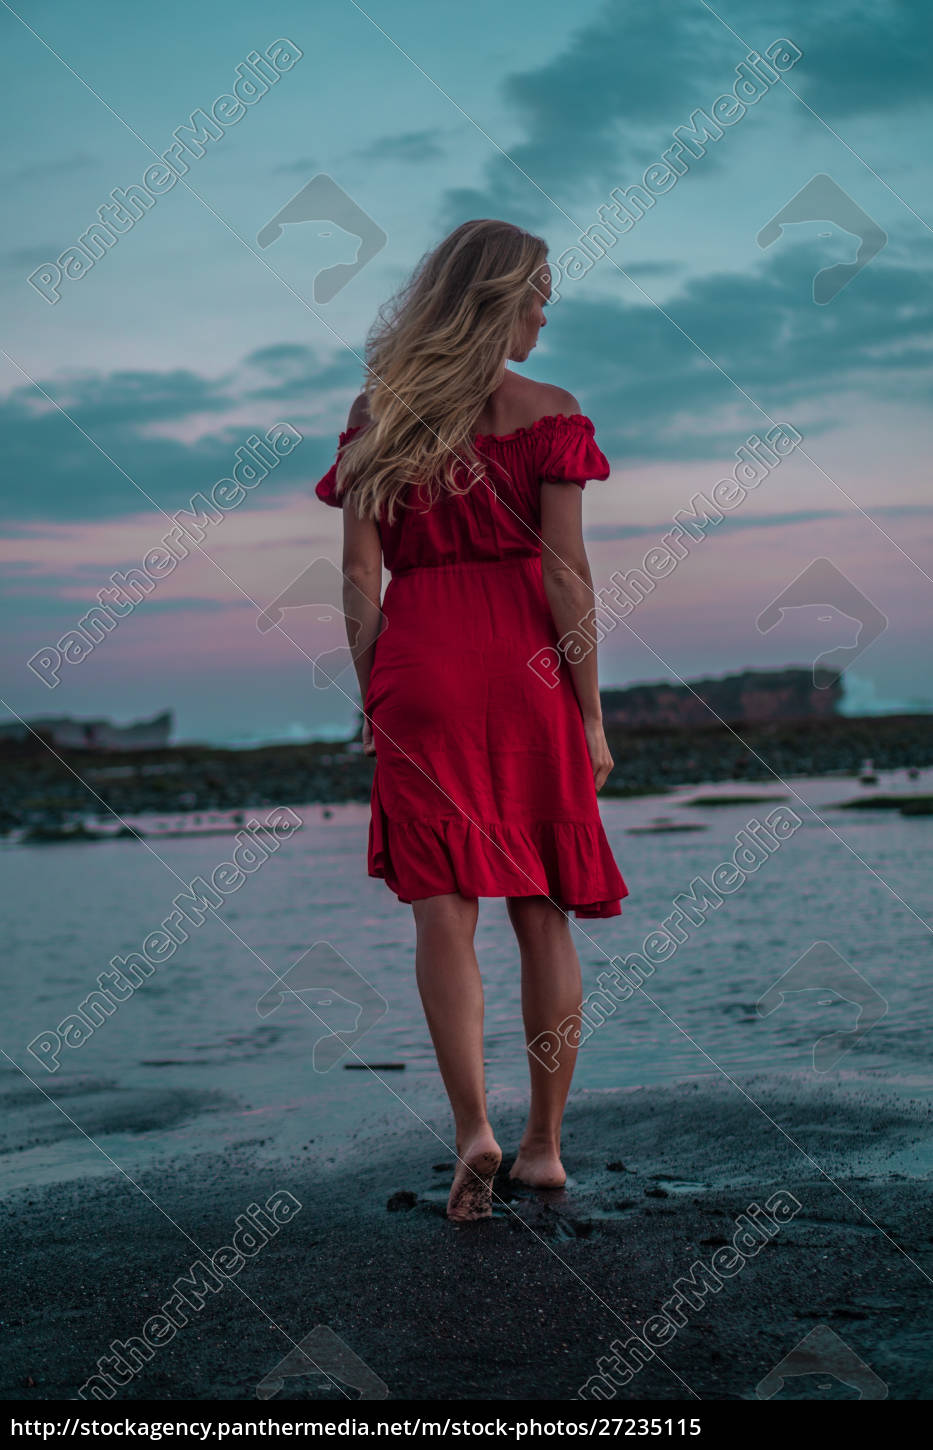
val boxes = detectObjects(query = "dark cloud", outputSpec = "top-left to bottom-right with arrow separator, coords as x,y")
537,242 -> 933,456
355,130 -> 446,164
41,369 -> 234,429
3,153 -> 97,185
245,344 -> 315,373
440,0 -> 932,227
623,261 -> 684,278
440,0 -> 748,227
756,0 -> 933,119
244,343 -> 364,401
0,361 -> 334,523
2,244 -> 69,272
273,156 -> 318,176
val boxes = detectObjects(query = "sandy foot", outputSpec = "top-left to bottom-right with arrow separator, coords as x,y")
447,1132 -> 502,1222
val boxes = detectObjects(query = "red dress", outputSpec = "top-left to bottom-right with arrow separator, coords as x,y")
315,412 -> 628,918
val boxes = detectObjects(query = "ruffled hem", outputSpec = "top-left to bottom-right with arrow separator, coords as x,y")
368,795 -> 628,920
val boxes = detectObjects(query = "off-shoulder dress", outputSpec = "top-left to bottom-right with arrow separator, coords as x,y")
315,413 -> 628,918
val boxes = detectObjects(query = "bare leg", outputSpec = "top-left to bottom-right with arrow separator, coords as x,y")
412,893 -> 501,1220
506,895 -> 582,1187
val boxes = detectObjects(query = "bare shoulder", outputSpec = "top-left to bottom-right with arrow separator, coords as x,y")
516,375 -> 582,420
346,392 -> 371,429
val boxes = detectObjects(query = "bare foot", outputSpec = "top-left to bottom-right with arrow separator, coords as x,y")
447,1129 -> 502,1222
509,1144 -> 566,1189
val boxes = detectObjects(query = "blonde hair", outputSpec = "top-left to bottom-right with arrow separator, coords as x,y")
335,219 -> 548,522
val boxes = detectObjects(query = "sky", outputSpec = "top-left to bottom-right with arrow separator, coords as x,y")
2,0 -> 931,745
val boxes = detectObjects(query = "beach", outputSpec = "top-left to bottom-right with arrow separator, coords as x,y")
2,774 -> 931,1401
1,1075 -> 931,1401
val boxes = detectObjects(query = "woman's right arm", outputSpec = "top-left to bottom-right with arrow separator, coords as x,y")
539,480 -> 614,791
340,394 -> 383,755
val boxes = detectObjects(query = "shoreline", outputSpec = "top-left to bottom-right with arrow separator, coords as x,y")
2,1073 -> 931,1401
2,713 -> 932,837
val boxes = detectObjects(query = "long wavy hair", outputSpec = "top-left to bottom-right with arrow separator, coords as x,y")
334,219 -> 548,522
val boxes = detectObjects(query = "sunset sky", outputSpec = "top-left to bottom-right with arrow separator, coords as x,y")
2,0 -> 931,744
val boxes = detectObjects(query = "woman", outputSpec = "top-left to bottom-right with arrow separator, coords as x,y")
315,219 -> 628,1222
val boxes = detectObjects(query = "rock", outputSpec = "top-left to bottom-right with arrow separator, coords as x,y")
386,1190 -> 417,1212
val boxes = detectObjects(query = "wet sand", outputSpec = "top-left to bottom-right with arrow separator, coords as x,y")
2,1074 -> 931,1401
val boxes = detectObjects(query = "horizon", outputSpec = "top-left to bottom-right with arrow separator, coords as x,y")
6,660 -> 929,753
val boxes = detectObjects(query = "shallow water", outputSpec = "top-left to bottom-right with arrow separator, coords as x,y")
2,770 -> 931,1193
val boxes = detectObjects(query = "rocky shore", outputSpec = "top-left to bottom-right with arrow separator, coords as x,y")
1,713 -> 931,836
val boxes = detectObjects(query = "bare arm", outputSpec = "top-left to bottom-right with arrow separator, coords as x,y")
341,395 -> 383,747
342,508 -> 382,703
540,479 -> 614,790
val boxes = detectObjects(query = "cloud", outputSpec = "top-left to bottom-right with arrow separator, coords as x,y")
439,0 -> 745,227
537,242 -> 933,455
2,153 -> 97,185
36,369 -> 234,429
585,504 -> 933,542
2,244 -> 69,272
273,156 -> 318,176
439,0 -> 933,227
622,260 -> 684,278
3,230 -> 930,524
763,0 -> 933,119
0,361 -> 334,523
245,344 -> 315,374
355,129 -> 446,164
243,344 -> 363,401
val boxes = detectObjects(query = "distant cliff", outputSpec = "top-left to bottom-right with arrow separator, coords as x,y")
0,710 -> 173,752
600,668 -> 842,728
